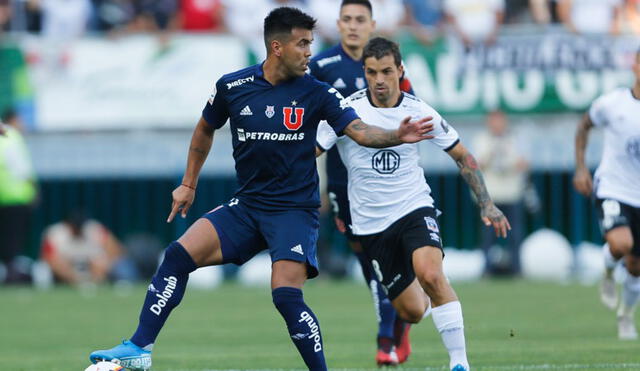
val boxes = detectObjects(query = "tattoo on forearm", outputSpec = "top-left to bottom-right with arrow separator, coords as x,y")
456,153 -> 491,207
346,121 -> 400,148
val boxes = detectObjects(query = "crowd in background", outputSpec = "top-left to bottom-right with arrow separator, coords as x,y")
0,0 -> 639,45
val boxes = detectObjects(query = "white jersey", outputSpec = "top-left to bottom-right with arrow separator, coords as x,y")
589,87 -> 640,207
317,90 -> 460,235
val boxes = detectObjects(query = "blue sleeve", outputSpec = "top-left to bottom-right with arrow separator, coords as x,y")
201,79 -> 229,129
308,60 -> 320,79
319,84 -> 359,135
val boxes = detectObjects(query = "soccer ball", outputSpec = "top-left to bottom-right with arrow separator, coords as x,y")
84,361 -> 124,371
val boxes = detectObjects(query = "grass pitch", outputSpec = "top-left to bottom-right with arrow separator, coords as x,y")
0,280 -> 637,371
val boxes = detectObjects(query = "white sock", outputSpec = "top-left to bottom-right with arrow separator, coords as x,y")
619,273 -> 640,317
603,243 -> 619,272
432,301 -> 469,370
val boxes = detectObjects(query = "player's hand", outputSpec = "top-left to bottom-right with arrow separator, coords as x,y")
167,184 -> 196,223
334,216 -> 347,234
481,203 -> 511,238
397,116 -> 435,143
573,167 -> 593,197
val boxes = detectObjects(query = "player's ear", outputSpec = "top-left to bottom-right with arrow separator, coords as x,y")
398,63 -> 404,76
271,39 -> 283,57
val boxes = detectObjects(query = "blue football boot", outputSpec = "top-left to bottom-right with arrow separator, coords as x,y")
451,364 -> 468,371
89,340 -> 152,371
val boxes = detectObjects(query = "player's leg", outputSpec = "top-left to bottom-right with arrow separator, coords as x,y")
617,209 -> 640,340
331,187 -> 402,363
90,200 -> 253,370
264,208 -> 328,371
598,199 -> 633,309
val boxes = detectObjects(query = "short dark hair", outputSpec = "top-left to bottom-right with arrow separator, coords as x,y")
363,37 -> 402,67
341,0 -> 372,16
263,7 -> 316,52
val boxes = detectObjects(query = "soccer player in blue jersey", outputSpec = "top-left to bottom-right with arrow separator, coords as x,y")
308,0 -> 414,365
88,7 -> 435,371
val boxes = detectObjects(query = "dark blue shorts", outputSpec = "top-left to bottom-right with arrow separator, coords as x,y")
327,184 -> 357,242
202,198 -> 320,278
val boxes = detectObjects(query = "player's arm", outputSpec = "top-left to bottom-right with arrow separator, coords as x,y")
343,117 -> 434,148
447,141 -> 511,238
167,117 -> 215,222
573,113 -> 594,196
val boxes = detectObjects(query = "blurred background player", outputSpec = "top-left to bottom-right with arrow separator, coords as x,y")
88,7 -> 435,371
573,48 -> 640,340
307,0 -> 415,365
317,37 -> 510,371
473,109 -> 529,276
0,108 -> 37,284
40,209 -> 139,287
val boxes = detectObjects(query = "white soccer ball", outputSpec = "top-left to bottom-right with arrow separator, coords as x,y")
84,361 -> 124,371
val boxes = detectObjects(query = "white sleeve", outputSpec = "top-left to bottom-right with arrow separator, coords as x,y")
422,106 -> 460,151
588,93 -> 612,128
316,120 -> 339,151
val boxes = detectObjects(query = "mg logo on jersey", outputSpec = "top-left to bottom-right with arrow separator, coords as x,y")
282,107 -> 305,130
372,150 -> 400,174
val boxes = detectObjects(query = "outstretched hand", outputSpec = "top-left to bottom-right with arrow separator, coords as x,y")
167,184 -> 196,223
481,203 -> 511,238
397,116 -> 435,143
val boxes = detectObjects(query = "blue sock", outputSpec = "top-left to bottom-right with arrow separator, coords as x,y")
355,252 -> 395,340
130,241 -> 197,348
272,287 -> 327,371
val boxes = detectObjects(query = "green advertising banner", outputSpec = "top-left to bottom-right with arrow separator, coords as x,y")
400,32 -> 639,115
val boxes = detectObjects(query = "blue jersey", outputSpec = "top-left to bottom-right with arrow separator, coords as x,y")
202,63 -> 359,210
308,44 -> 365,188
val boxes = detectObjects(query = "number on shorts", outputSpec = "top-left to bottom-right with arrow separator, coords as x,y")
328,192 -> 339,214
372,259 -> 384,282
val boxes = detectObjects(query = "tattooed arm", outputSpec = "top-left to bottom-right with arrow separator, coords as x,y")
573,113 -> 594,197
167,116 -> 215,222
447,141 -> 511,238
343,117 -> 434,148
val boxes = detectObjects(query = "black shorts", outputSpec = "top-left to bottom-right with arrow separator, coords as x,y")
327,184 -> 357,242
596,198 -> 640,256
357,207 -> 443,301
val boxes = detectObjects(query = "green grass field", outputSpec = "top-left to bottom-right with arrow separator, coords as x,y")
0,280 -> 638,371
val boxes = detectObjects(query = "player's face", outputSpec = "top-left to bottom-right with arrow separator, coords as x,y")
364,55 -> 403,106
280,27 -> 313,77
338,4 -> 375,51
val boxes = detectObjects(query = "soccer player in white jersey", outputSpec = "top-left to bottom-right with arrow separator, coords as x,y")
317,37 -> 510,371
573,49 -> 640,341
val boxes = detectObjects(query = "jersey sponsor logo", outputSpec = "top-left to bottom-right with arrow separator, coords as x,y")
150,276 -> 177,316
298,311 -> 322,352
240,105 -> 253,116
265,105 -> 275,118
237,127 -> 305,142
316,54 -> 341,68
283,107 -> 305,130
226,75 -> 254,90
372,150 -> 401,174
355,77 -> 365,90
424,216 -> 439,232
332,78 -> 346,89
290,244 -> 304,255
627,136 -> 640,165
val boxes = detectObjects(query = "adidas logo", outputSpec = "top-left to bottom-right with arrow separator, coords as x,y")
290,244 -> 304,255
240,105 -> 253,116
333,78 -> 346,89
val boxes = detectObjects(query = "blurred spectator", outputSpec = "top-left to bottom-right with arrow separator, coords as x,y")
503,0 -> 530,23
557,0 -> 622,35
131,0 -> 178,32
403,0 -> 443,44
529,0 -> 561,24
41,0 -> 92,40
369,0 -> 405,36
90,0 -> 136,33
0,0 -> 10,33
40,209 -> 139,286
308,0 -> 341,43
0,108 -> 37,284
619,0 -> 640,34
473,110 -> 529,276
444,0 -> 505,48
178,0 -> 225,32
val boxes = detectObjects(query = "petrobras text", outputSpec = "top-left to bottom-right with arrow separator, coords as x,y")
237,128 -> 305,142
